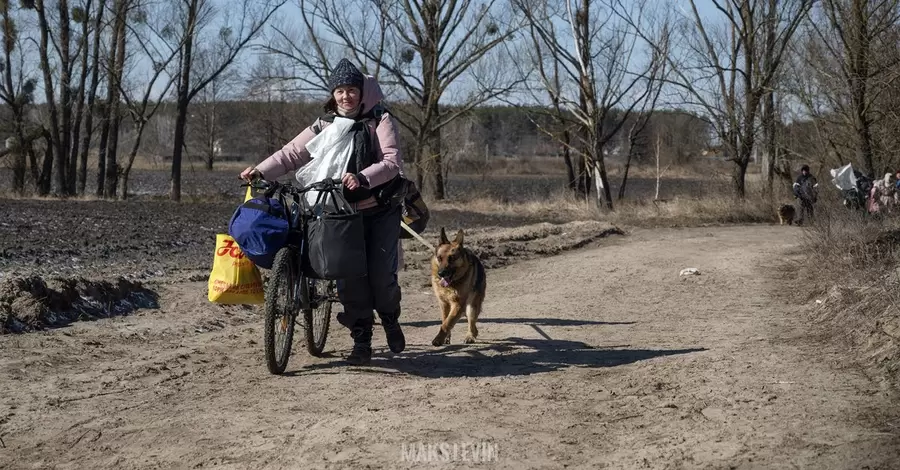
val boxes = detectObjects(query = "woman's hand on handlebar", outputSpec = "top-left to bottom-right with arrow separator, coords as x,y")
240,166 -> 262,182
341,173 -> 360,190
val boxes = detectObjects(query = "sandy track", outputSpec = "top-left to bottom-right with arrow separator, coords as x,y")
1,225 -> 898,469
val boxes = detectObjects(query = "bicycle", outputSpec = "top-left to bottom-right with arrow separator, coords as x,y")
242,177 -> 343,375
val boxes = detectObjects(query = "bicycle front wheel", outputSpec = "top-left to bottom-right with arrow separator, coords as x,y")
264,247 -> 299,375
303,278 -> 333,357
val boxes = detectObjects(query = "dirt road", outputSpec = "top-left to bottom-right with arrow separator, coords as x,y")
2,225 -> 899,469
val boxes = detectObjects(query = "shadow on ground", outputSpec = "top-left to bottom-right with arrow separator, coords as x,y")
286,336 -> 706,379
400,318 -> 636,328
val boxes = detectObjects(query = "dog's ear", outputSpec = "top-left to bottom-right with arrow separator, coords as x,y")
453,229 -> 464,246
439,227 -> 450,245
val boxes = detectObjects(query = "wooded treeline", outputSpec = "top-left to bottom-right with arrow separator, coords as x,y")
3,0 -> 900,209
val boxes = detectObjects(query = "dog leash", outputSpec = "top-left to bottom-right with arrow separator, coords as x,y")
400,221 -> 435,251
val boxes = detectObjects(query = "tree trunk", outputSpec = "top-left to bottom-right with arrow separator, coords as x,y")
170,0 -> 198,202
69,0 -> 93,195
119,121 -> 146,200
171,97 -> 189,201
96,108 -> 109,197
35,0 -> 62,195
205,105 -> 217,170
28,140 -> 40,184
762,90 -> 776,194
79,0 -> 104,195
119,170 -> 130,200
39,134 -> 54,195
104,0 -> 127,198
762,0 -> 777,194
413,135 -> 425,191
11,134 -> 25,190
733,158 -> 749,198
655,135 -> 661,200
618,156 -> 633,202
430,129 -> 445,200
577,153 -> 591,197
849,0 -> 875,176
57,0 -> 73,196
12,148 -> 25,191
734,4 -> 758,200
592,138 -> 614,210
619,133 -> 639,200
206,148 -> 214,173
561,130 -> 576,191
1,0 -> 24,191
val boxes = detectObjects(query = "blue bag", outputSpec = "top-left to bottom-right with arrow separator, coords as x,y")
227,193 -> 290,270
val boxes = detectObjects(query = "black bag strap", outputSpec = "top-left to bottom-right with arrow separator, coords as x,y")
242,200 -> 282,216
250,185 -> 294,231
310,185 -> 356,216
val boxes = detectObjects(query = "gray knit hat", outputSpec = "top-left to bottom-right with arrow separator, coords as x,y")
327,58 -> 365,93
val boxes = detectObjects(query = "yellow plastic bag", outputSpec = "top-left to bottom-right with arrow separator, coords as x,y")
207,187 -> 265,304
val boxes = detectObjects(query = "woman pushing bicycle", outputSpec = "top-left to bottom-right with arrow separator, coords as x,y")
240,59 -> 404,366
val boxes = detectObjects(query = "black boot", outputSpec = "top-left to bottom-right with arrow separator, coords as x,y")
379,310 -> 406,354
347,316 -> 373,366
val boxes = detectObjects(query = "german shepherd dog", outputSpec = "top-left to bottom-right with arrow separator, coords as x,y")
777,204 -> 796,225
430,228 -> 486,346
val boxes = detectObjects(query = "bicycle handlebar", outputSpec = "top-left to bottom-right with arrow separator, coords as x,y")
241,177 -> 343,194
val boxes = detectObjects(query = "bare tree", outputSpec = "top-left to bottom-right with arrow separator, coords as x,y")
282,0 -> 523,200
516,0 -> 667,210
102,0 -> 128,198
760,0 -> 779,193
77,0 -> 105,195
166,0 -> 285,201
241,54 -> 308,157
618,67 -> 666,201
628,0 -> 813,198
22,0 -> 100,196
188,48 -> 238,171
514,0 -> 581,193
19,0 -> 111,197
0,0 -> 38,193
29,0 -> 74,195
801,0 -> 900,177
117,0 -> 181,199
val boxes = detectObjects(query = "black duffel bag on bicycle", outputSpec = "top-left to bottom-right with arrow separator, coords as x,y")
370,175 -> 429,239
302,183 -> 368,280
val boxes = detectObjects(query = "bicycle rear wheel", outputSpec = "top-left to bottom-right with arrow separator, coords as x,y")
264,247 -> 299,374
303,278 -> 333,356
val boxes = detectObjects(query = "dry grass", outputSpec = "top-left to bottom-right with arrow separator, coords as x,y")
446,156 -> 568,176
0,191 -> 106,202
789,201 -> 900,387
792,201 -> 900,298
433,177 -> 782,228
445,156 -> 734,180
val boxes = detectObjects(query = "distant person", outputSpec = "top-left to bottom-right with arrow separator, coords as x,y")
793,165 -> 818,225
894,170 -> 900,206
870,172 -> 896,214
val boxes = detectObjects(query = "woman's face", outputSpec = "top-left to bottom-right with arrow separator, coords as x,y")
333,86 -> 361,113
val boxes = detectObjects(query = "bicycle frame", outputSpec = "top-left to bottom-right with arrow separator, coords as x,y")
242,177 -> 343,310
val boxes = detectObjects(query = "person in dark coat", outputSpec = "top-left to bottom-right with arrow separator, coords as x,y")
793,165 -> 818,225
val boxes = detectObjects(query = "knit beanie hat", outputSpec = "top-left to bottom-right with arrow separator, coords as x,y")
327,59 -> 365,93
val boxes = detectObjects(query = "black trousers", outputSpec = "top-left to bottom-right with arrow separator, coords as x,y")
335,204 -> 402,329
798,199 -> 814,224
